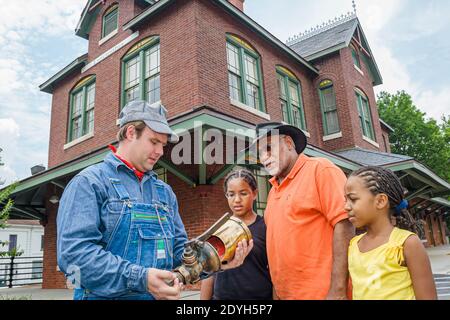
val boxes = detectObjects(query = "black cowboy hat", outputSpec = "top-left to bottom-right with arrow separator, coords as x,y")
246,122 -> 307,154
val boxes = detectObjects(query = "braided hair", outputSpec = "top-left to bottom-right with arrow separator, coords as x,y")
223,168 -> 257,193
350,166 -> 418,232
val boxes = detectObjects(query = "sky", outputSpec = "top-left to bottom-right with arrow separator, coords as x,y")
0,0 -> 449,186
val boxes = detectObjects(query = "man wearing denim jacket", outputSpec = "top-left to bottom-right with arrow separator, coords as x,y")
57,100 -> 252,300
57,100 -> 188,300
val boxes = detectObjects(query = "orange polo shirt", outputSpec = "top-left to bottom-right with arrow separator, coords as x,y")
264,154 -> 348,300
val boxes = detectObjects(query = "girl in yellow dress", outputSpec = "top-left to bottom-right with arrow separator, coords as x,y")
345,166 -> 437,300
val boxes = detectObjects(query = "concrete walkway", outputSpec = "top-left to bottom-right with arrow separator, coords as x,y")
1,245 -> 448,300
426,244 -> 450,275
0,285 -> 200,300
426,244 -> 450,300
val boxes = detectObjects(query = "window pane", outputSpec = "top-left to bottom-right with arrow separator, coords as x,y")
86,84 -> 95,111
71,116 -> 82,140
125,56 -> 140,89
244,54 -> 258,85
72,91 -> 83,118
8,235 -> 17,252
228,72 -> 241,101
86,109 -> 94,134
280,99 -> 289,123
226,43 -> 240,74
146,74 -> 160,104
125,85 -> 140,104
289,81 -> 299,106
352,47 -> 361,68
246,82 -> 259,109
277,74 -> 286,99
321,87 -> 336,112
325,110 -> 340,134
145,44 -> 160,78
103,8 -> 118,37
293,107 -> 306,130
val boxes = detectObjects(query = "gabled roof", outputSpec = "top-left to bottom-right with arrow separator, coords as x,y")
336,147 -> 450,196
287,12 -> 383,86
289,17 -> 358,59
75,0 -> 157,39
336,147 -> 413,166
39,54 -> 88,94
123,0 -> 319,75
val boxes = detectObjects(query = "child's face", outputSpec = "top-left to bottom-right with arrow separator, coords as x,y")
225,178 -> 257,218
344,176 -> 379,228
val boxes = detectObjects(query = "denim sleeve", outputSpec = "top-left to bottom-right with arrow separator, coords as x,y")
169,189 -> 188,268
57,175 -> 148,297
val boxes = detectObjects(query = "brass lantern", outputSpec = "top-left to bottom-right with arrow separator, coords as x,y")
171,212 -> 252,285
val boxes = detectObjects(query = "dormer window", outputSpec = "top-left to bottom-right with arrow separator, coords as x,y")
351,44 -> 362,70
102,4 -> 119,39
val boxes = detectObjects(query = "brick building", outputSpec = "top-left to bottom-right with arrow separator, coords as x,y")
4,0 -> 449,289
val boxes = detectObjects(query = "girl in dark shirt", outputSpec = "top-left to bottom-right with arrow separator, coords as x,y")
200,169 -> 273,300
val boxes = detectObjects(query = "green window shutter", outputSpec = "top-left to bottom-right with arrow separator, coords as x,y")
68,77 -> 96,142
319,81 -> 340,135
226,35 -> 265,112
102,6 -> 118,38
121,37 -> 160,108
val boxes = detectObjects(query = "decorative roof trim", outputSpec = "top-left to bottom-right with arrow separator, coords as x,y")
286,11 -> 357,46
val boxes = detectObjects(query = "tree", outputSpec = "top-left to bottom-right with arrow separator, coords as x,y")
377,91 -> 450,182
0,148 -> 16,257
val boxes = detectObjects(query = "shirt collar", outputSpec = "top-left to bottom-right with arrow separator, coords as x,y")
269,153 -> 308,188
104,146 -> 157,180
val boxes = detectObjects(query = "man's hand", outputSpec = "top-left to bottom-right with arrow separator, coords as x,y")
147,268 -> 183,300
221,239 -> 254,270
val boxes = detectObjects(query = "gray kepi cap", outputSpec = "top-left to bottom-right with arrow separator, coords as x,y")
118,100 -> 179,143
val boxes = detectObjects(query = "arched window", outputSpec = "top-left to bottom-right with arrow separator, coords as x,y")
276,66 -> 306,131
226,34 -> 265,112
68,75 -> 96,142
102,4 -> 119,39
318,80 -> 340,135
121,36 -> 160,107
355,88 -> 375,141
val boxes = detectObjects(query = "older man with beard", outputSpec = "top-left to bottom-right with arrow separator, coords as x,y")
251,122 -> 354,300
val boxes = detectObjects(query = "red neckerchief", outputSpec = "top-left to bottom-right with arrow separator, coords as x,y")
108,145 -> 145,181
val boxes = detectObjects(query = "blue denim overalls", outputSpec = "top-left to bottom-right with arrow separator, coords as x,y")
73,177 -> 175,300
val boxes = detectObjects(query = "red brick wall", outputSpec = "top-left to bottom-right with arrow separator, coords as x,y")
48,0 -> 324,168
87,0 -> 137,62
42,187 -> 67,289
311,53 -> 356,151
340,45 -> 384,151
381,130 -> 391,153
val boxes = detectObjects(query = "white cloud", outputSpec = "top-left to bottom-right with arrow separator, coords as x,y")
415,88 -> 450,121
0,118 -> 20,185
0,0 -> 85,182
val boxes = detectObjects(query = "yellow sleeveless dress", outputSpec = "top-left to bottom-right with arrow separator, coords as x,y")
348,227 -> 416,300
